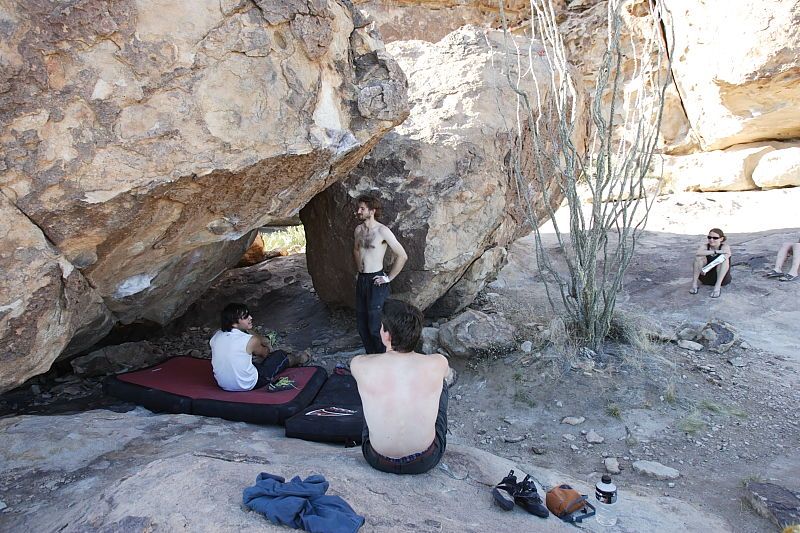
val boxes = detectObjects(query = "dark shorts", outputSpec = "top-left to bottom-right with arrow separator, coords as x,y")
253,350 -> 291,389
355,271 -> 389,354
361,384 -> 448,475
699,256 -> 732,286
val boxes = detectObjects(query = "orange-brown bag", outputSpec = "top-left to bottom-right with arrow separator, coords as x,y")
545,484 -> 596,523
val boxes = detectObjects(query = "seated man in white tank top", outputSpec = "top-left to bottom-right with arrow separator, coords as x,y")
210,303 -> 309,391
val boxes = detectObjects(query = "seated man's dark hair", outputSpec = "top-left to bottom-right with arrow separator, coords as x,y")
220,303 -> 250,332
356,194 -> 381,216
380,299 -> 423,353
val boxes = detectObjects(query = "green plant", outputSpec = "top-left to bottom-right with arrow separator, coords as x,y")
699,400 -> 747,418
260,226 -> 306,254
699,400 -> 723,413
608,310 -> 660,352
514,389 -> 537,408
663,382 -> 677,404
677,410 -> 706,434
498,0 -> 673,352
606,403 -> 622,419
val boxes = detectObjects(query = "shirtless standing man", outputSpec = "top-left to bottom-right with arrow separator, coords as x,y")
353,194 -> 408,354
351,299 -> 450,474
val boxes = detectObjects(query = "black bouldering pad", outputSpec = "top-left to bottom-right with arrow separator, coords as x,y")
284,370 -> 364,445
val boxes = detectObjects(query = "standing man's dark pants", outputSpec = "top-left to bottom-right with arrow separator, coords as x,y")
361,384 -> 449,475
355,271 -> 389,354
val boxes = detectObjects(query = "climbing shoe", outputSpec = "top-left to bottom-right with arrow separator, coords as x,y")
492,470 -> 518,511
267,376 -> 297,392
515,474 -> 549,518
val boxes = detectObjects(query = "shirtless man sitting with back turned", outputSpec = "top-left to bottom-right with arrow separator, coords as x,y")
353,194 -> 408,354
350,299 -> 450,475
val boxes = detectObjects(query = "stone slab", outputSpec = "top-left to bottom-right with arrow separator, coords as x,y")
0,408 -> 730,532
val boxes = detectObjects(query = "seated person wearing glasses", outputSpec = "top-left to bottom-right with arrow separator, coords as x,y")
210,303 -> 310,391
690,228 -> 732,298
350,299 -> 450,475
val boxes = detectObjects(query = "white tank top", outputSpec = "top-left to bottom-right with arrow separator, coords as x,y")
210,329 -> 258,391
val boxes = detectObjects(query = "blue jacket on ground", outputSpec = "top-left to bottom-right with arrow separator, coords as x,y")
243,472 -> 365,533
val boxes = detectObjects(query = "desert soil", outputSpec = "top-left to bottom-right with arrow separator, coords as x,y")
2,189 -> 798,532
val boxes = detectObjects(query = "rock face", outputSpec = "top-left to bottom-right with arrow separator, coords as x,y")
354,0 -> 531,43
558,0 -> 800,190
0,194 -> 113,390
302,27 -> 581,314
662,0 -> 800,151
0,0 -> 407,391
559,0 -> 695,155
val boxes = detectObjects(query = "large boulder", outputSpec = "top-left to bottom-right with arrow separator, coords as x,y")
302,27 -> 584,314
662,0 -> 800,151
437,309 -> 516,359
659,143 -> 773,192
0,194 -> 113,391
70,340 -> 167,378
752,145 -> 800,189
0,0 -> 408,390
660,141 -> 800,192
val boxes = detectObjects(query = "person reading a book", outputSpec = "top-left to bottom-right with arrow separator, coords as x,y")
690,228 -> 732,298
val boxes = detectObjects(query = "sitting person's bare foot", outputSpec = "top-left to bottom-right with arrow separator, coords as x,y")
288,349 -> 312,366
445,366 -> 458,389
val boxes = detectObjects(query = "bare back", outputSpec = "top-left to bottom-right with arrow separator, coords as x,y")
354,223 -> 388,273
351,351 -> 449,458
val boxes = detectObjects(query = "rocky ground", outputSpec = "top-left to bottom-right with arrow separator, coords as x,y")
1,190 -> 799,532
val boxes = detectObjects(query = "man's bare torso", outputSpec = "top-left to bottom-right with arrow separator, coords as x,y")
352,351 -> 449,458
355,223 -> 388,273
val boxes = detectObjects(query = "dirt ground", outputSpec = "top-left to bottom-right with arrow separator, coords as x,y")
464,189 -> 800,532
2,190 -> 798,532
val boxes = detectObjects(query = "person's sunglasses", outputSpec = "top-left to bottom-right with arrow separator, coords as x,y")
707,236 -> 720,240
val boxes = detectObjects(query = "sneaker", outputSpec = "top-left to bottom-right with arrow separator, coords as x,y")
492,470 -> 518,511
514,474 -> 549,518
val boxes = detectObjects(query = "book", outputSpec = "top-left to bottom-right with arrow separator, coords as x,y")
701,254 -> 726,274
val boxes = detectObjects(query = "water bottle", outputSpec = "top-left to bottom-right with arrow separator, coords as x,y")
595,474 -> 618,527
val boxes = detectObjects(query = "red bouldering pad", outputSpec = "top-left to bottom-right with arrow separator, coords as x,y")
105,356 -> 327,425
